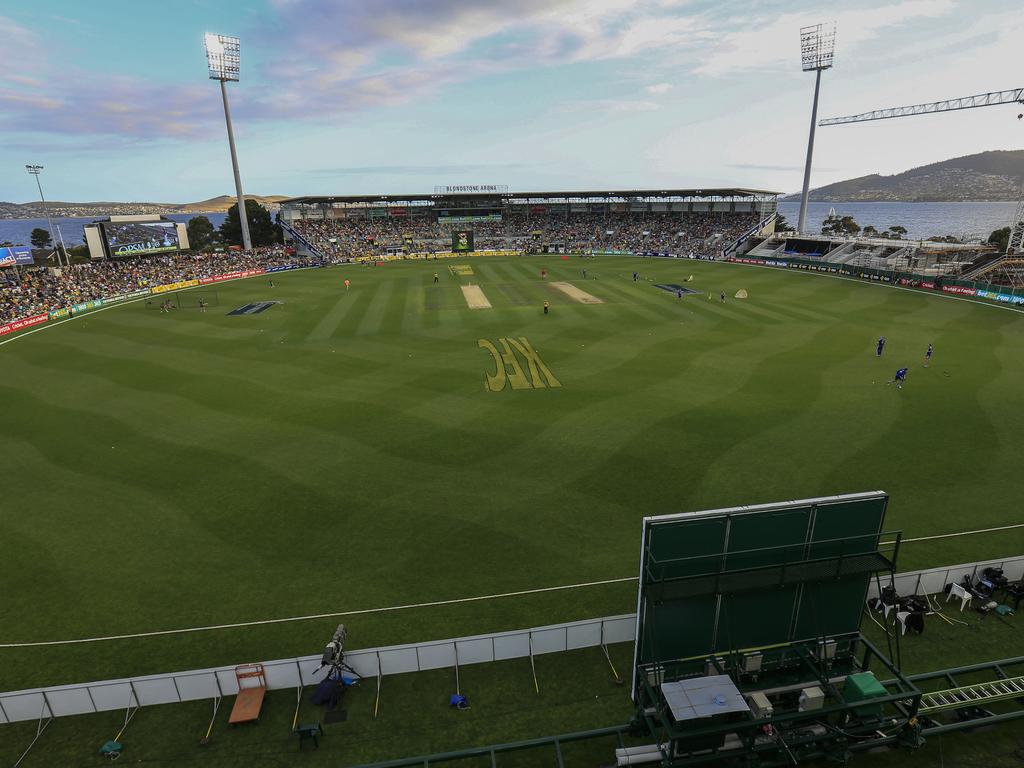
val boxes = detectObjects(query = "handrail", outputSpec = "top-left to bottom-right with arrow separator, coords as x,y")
347,724 -> 630,767
279,219 -> 327,261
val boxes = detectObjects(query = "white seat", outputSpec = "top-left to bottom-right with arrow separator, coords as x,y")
895,611 -> 912,635
947,583 -> 972,612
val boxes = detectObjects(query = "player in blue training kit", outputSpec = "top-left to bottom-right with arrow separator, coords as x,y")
893,367 -> 908,389
876,336 -> 886,357
924,343 -> 933,367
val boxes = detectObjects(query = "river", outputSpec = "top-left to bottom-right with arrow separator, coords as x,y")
0,213 -> 227,248
775,201 -> 1017,242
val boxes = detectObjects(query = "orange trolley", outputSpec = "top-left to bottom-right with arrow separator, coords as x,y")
229,664 -> 267,725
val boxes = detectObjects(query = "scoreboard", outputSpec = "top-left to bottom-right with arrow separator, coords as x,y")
451,230 -> 474,253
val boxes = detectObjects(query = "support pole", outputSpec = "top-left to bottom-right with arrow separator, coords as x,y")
374,651 -> 382,719
219,79 -> 252,252
798,68 -> 823,235
13,700 -> 52,768
528,632 -> 540,694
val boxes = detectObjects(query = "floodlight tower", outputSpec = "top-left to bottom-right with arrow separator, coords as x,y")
205,33 -> 252,251
25,164 -> 63,266
797,23 -> 836,235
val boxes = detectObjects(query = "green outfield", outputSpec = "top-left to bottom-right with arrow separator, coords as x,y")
2,254 -> 1023,699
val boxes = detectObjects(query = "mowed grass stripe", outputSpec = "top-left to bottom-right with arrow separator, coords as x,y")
2,255 -> 1023,691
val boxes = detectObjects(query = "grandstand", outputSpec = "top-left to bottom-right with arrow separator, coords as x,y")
744,232 -> 995,278
279,188 -> 778,261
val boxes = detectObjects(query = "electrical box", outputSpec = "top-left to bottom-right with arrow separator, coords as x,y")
741,652 -> 763,673
799,686 -> 825,711
748,691 -> 773,719
817,639 -> 837,661
843,672 -> 887,719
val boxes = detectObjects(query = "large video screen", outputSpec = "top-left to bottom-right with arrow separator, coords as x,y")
451,230 -> 474,253
103,221 -> 179,257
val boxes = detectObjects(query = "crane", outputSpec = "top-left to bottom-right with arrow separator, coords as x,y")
819,88 -> 1024,126
819,87 -> 1024,255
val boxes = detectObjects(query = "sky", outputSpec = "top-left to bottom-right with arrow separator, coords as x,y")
1,0 -> 1022,203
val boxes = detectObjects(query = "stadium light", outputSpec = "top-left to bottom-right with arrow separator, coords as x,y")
797,22 -> 836,235
25,164 -> 63,267
205,32 -> 251,251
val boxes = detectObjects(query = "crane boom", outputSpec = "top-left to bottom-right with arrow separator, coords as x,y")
820,88 -> 1024,126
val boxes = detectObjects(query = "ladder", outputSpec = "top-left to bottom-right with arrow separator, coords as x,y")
919,675 -> 1024,713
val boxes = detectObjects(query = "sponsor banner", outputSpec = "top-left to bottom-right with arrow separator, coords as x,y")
0,246 -> 34,267
102,288 -> 150,305
49,307 -> 71,320
941,285 -> 977,296
0,313 -> 48,337
977,289 -> 1024,305
71,300 -> 103,315
151,279 -> 200,294
265,264 -> 301,273
198,269 -> 265,285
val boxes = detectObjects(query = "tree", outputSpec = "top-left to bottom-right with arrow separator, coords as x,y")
926,235 -> 961,244
862,225 -> 880,237
821,214 -> 860,237
218,199 -> 281,248
989,227 -> 1011,253
30,228 -> 52,249
773,213 -> 791,232
886,225 -> 907,240
187,215 -> 217,251
0,240 -> 14,248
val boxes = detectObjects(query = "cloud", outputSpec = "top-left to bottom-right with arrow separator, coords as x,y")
310,163 -> 530,176
645,82 -> 673,94
694,0 -> 957,76
729,163 -> 839,172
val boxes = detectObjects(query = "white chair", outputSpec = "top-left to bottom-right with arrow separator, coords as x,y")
946,583 -> 972,612
896,611 -> 912,635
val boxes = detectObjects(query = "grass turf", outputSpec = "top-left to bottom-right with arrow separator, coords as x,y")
1,254 -> 1023,697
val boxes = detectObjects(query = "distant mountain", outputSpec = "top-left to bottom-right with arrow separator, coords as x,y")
178,195 -> 291,213
782,150 -> 1024,202
0,194 -> 289,219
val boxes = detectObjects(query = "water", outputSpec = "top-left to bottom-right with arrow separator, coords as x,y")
775,201 -> 1017,242
0,213 -> 227,247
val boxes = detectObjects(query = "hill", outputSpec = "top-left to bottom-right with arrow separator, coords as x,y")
783,150 -> 1024,202
0,194 -> 288,219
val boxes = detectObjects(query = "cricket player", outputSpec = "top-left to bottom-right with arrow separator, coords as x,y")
893,367 -> 908,389
924,343 -> 933,367
876,336 -> 886,357
543,300 -> 550,315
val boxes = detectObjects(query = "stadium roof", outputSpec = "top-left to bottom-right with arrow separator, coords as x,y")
282,188 -> 779,206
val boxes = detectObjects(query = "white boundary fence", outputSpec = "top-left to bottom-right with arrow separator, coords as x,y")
866,554 -> 1024,601
0,614 -> 635,725
3,554 -> 1022,726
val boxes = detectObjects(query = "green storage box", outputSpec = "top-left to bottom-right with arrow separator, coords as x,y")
843,672 -> 886,719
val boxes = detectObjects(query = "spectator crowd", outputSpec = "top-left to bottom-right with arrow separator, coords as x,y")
1,246 -> 317,325
2,212 -> 760,325
292,211 -> 759,260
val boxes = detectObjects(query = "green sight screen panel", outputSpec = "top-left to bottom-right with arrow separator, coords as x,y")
632,492 -> 890,687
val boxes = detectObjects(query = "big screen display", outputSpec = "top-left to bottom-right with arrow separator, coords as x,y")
103,221 -> 179,257
451,230 -> 474,253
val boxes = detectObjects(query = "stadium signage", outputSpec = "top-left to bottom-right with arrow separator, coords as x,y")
0,247 -> 34,267
940,285 -> 976,296
199,269 -> 265,285
152,279 -> 200,294
435,184 -> 508,194
478,337 -> 562,392
0,313 -> 48,337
